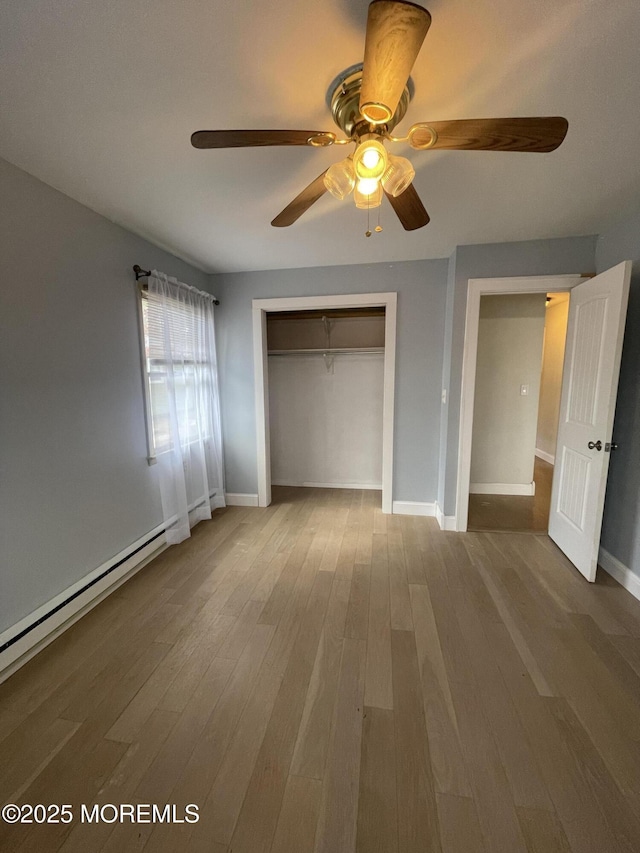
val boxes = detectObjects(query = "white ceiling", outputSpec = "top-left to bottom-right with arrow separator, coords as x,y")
2,0 -> 639,273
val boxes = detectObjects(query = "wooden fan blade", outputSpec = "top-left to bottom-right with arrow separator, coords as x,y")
271,171 -> 329,227
384,183 -> 430,230
408,117 -> 569,152
359,0 -> 431,125
191,130 -> 335,149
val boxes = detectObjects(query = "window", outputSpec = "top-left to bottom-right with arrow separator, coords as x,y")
139,286 -> 215,460
137,270 -> 224,543
142,292 -> 212,459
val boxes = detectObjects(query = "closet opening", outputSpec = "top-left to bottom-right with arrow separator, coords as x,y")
266,307 -> 386,507
251,292 -> 397,513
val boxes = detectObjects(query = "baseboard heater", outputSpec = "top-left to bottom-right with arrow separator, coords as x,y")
0,528 -> 165,657
0,490 -> 221,679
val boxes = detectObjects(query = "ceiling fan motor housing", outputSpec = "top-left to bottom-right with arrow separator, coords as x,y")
328,65 -> 412,139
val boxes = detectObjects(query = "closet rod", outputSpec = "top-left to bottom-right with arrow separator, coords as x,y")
268,347 -> 384,356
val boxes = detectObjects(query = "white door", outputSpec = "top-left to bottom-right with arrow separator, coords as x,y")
548,261 -> 631,581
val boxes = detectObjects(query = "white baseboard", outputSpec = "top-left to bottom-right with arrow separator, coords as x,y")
392,501 -> 436,517
225,493 -> 259,507
598,547 -> 640,602
271,481 -> 382,490
470,481 -> 536,496
535,448 -> 555,465
0,525 -> 168,684
435,502 -> 457,531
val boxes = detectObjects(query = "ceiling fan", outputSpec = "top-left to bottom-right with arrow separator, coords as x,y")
191,0 -> 568,233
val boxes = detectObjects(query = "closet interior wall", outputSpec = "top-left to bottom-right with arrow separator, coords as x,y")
267,308 -> 385,491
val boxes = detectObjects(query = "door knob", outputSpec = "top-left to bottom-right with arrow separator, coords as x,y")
588,440 -> 603,451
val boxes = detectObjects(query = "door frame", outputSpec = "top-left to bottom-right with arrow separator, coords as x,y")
455,274 -> 588,532
252,292 -> 398,512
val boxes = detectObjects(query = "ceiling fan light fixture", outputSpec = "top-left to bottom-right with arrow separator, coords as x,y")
323,158 -> 356,199
381,153 -> 416,197
354,180 -> 383,209
191,2 -> 569,233
354,136 -> 388,181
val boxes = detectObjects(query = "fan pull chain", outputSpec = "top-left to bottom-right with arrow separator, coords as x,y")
364,192 -> 383,236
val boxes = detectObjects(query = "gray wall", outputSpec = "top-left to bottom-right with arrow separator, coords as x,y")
596,209 -> 640,579
212,260 -> 448,503
0,157 -> 210,634
441,235 -> 598,515
437,251 -> 456,510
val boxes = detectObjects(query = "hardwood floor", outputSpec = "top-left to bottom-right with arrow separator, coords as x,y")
2,486 -> 640,851
468,457 -> 554,532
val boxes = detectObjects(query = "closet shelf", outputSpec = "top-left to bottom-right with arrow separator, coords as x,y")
268,347 -> 384,356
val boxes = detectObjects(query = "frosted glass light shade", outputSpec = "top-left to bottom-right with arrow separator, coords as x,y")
323,158 -> 355,199
354,181 -> 383,209
381,154 -> 415,197
354,137 -> 388,181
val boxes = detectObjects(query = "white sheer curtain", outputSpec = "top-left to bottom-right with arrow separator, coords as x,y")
146,271 -> 224,544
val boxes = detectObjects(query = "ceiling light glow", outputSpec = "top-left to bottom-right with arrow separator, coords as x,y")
357,177 -> 379,195
354,181 -> 382,209
354,136 -> 388,181
362,148 -> 381,169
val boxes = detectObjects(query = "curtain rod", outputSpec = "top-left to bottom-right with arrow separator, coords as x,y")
133,265 -> 220,305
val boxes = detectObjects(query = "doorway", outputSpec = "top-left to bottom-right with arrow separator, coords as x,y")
252,292 -> 397,512
467,291 -> 570,532
456,263 -> 631,581
455,274 -> 586,534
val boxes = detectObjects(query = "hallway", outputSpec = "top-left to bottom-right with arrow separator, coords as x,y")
468,457 -> 554,533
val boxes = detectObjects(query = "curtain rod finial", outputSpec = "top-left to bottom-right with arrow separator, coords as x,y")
133,264 -> 151,280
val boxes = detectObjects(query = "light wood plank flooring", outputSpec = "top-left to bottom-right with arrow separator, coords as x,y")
468,457 -> 554,532
2,486 -> 640,852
